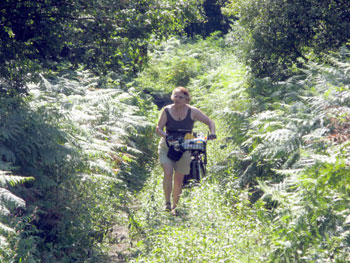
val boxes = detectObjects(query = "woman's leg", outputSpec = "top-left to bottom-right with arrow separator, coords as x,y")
172,170 -> 185,209
161,163 -> 174,206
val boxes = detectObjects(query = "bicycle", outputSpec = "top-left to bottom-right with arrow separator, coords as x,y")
166,131 -> 216,188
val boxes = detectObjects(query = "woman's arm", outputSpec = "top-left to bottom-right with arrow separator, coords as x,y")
156,109 -> 168,138
192,107 -> 216,135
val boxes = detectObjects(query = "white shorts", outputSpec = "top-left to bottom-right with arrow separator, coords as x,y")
158,137 -> 191,175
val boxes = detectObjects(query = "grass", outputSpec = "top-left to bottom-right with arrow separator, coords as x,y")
128,165 -> 270,263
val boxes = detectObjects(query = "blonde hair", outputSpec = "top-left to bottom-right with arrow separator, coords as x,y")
171,86 -> 191,102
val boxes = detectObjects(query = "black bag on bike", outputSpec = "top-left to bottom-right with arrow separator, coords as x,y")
167,145 -> 183,161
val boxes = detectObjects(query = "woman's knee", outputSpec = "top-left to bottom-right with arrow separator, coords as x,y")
162,164 -> 174,178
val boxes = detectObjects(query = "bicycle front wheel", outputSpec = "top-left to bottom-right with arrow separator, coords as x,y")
191,159 -> 199,182
193,159 -> 205,182
198,159 -> 206,180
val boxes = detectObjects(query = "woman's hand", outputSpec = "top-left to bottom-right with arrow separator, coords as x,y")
207,134 -> 217,140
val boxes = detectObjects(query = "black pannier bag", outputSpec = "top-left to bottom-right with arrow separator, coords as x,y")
166,135 -> 185,161
167,145 -> 183,161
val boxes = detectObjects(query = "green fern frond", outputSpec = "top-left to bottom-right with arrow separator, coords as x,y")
271,168 -> 304,176
0,121 -> 23,143
262,128 -> 294,143
0,172 -> 34,187
257,172 -> 304,207
0,188 -> 25,215
0,222 -> 15,235
234,51 -> 350,194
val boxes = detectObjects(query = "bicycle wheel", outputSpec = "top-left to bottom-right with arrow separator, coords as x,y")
183,159 -> 197,187
198,158 -> 206,179
183,156 -> 204,188
191,159 -> 199,182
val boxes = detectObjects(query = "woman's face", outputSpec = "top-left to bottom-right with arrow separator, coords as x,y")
172,91 -> 187,105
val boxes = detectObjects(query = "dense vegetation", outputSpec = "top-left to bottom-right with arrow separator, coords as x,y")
1,0 -> 350,262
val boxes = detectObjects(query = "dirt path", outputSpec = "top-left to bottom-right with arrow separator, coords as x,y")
108,225 -> 132,262
95,223 -> 133,262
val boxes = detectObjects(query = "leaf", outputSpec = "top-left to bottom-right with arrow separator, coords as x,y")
0,171 -> 34,187
0,222 -> 15,234
0,188 -> 26,210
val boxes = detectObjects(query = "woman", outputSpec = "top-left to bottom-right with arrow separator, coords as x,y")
156,86 -> 216,215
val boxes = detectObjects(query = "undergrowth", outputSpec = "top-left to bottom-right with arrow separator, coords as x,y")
130,167 -> 270,263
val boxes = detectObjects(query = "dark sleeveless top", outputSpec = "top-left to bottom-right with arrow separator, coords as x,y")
165,107 -> 194,137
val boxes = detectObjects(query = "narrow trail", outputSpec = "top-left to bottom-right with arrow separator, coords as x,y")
96,207 -> 134,263
102,225 -> 132,262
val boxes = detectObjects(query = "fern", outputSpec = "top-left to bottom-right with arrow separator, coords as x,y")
0,172 -> 31,258
0,65 -> 157,261
249,48 -> 350,262
0,97 -> 40,258
235,49 -> 350,188
31,72 -> 153,167
16,69 -> 157,260
0,188 -> 25,213
0,172 -> 33,188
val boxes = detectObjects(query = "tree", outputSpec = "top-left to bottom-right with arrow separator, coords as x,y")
0,0 -> 204,95
224,0 -> 350,80
185,0 -> 232,37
